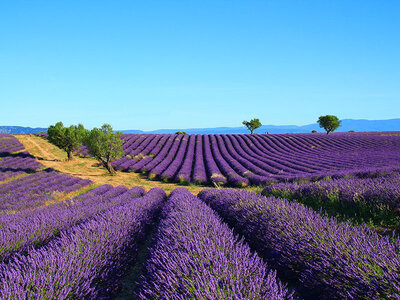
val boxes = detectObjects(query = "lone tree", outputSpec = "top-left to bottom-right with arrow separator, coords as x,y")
47,122 -> 87,160
317,115 -> 341,134
242,118 -> 262,134
84,124 -> 124,174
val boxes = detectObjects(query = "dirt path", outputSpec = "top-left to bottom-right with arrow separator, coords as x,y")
15,135 -> 207,194
20,135 -> 59,161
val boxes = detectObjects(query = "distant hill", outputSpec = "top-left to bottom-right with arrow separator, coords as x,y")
121,118 -> 400,134
121,129 -> 145,134
2,118 -> 400,135
0,126 -> 47,134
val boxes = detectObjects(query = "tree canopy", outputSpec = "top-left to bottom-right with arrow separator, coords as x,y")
317,115 -> 341,134
47,122 -> 87,160
84,124 -> 124,174
242,118 -> 262,134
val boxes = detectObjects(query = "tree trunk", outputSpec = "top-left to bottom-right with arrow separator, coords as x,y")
105,160 -> 116,174
67,150 -> 73,160
251,129 -> 254,134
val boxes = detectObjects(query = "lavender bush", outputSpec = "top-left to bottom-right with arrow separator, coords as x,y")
0,134 -> 25,155
175,134 -> 196,184
262,175 -> 400,228
0,152 -> 43,181
192,134 -> 208,184
0,169 -> 92,212
0,184 -> 145,263
0,187 -> 166,298
138,188 -> 292,299
198,189 -> 400,299
148,134 -> 184,179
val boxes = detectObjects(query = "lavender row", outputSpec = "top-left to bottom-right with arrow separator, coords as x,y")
0,184 -> 145,263
263,173 -> 400,210
34,132 -> 48,138
112,135 -> 162,169
140,135 -> 177,174
192,134 -> 208,184
210,134 -> 249,186
198,189 -> 400,299
123,135 -> 171,172
109,133 -> 400,186
0,152 -> 43,181
0,134 -> 25,155
138,188 -> 292,299
0,169 -> 92,212
175,134 -> 196,183
0,170 -> 27,182
262,175 -> 400,228
203,134 -> 227,185
160,135 -> 189,181
112,135 -> 168,172
148,134 -> 184,179
0,187 -> 166,298
112,133 -> 400,184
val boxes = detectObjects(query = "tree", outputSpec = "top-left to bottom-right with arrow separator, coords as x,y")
317,115 -> 341,134
242,118 -> 262,134
175,131 -> 187,134
84,124 -> 124,174
47,122 -> 87,160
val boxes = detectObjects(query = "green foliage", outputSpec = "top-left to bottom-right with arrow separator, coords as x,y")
312,130 -> 317,133
47,122 -> 87,160
175,131 -> 187,134
242,118 -> 262,134
349,130 -> 355,132
263,186 -> 400,233
317,115 -> 341,134
84,124 -> 124,174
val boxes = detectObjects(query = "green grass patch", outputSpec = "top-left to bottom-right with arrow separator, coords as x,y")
263,190 -> 400,235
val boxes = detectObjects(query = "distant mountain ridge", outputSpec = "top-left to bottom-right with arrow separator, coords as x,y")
2,118 -> 400,135
0,126 -> 47,134
122,118 -> 400,134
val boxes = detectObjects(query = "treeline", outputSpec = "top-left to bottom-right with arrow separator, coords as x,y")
47,122 -> 124,174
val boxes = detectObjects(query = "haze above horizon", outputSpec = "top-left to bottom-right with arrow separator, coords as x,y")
1,1 -> 399,131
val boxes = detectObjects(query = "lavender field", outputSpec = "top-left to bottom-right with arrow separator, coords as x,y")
3,0 -> 400,297
0,134 -> 42,182
1,133 -> 400,298
79,132 -> 400,186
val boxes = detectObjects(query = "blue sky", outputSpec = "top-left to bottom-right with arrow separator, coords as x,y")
0,1 -> 399,130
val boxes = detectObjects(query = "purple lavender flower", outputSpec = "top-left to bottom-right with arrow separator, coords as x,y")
199,188 -> 400,299
138,188 -> 293,299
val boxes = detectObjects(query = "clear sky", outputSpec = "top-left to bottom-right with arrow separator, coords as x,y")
0,1 -> 399,130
